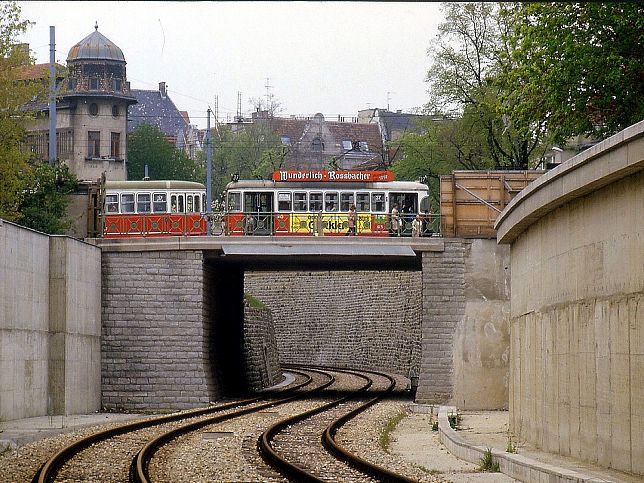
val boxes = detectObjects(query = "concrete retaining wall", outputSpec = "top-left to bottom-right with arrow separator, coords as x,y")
495,121 -> 644,475
0,220 -> 101,421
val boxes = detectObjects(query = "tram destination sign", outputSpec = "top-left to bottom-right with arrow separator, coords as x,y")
272,170 -> 394,182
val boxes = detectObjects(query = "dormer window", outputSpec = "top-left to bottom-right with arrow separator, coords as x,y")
112,78 -> 122,91
280,136 -> 291,146
359,141 -> 368,152
311,137 -> 324,152
342,140 -> 352,150
69,78 -> 77,90
89,77 -> 99,90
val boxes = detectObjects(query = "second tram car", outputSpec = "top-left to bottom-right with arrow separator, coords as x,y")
224,170 -> 430,236
102,180 -> 207,237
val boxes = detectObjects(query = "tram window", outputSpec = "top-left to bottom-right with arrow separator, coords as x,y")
356,192 -> 370,212
106,194 -> 119,213
137,193 -> 151,213
325,192 -> 339,212
294,192 -> 307,211
371,192 -> 385,212
171,194 -> 184,213
227,192 -> 241,211
194,195 -> 201,212
309,192 -> 323,212
153,193 -> 167,212
187,195 -> 194,213
121,193 -> 135,213
340,192 -> 355,211
278,192 -> 292,211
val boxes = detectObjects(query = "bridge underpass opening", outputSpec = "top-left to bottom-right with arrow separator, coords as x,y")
203,246 -> 424,397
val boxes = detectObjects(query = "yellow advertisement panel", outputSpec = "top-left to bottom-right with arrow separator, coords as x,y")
289,213 -> 375,234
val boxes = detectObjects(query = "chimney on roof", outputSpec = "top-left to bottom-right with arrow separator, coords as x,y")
397,110 -> 402,114
159,82 -> 167,98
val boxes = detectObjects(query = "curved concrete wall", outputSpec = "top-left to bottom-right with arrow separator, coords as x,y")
495,121 -> 644,475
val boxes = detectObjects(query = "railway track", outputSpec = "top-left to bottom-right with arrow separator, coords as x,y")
30,366 -> 422,483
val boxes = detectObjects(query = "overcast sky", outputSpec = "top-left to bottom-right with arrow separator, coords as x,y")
17,1 -> 443,128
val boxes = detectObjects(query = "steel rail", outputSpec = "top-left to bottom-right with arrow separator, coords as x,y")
131,368 -> 334,483
322,371 -> 418,483
31,370 -> 310,483
258,367 -> 373,482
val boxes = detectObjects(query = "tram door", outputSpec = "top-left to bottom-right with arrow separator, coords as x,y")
243,192 -> 273,235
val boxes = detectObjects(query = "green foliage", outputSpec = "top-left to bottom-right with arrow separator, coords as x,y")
478,448 -> 500,472
19,163 -> 78,234
448,412 -> 460,430
378,411 -> 407,451
0,1 -> 39,222
244,293 -> 266,309
199,122 -> 288,201
127,123 -> 204,182
431,420 -> 438,431
421,2 -> 546,169
503,3 -> 644,144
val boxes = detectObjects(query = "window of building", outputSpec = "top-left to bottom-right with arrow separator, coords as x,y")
153,193 -> 166,212
137,193 -> 151,213
112,78 -> 122,91
88,131 -> 100,157
105,194 -> 119,213
342,140 -> 352,150
89,103 -> 99,116
69,78 -> 77,90
356,192 -> 370,212
278,192 -> 292,211
280,136 -> 291,146
294,192 -> 307,211
110,132 -> 120,158
121,193 -> 135,213
89,77 -> 100,90
359,141 -> 368,152
311,137 -> 324,152
112,105 -> 119,117
57,130 -> 73,155
324,192 -> 338,212
340,192 -> 355,211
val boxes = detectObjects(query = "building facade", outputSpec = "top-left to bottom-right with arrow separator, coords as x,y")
24,25 -> 137,182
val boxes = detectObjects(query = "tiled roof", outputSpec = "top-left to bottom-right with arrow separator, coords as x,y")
13,63 -> 66,81
128,89 -> 188,136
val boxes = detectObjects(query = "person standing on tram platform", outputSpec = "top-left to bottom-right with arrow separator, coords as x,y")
346,204 -> 357,236
391,203 -> 401,236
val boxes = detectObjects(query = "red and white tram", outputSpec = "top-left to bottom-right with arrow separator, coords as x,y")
223,170 -> 430,236
102,180 -> 207,238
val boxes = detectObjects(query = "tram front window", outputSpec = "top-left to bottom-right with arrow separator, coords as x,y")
227,192 -> 241,211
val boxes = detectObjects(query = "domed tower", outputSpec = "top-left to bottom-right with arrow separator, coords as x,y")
63,23 -> 136,181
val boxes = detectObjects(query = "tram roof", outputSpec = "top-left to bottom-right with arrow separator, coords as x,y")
105,180 -> 206,190
225,180 -> 429,191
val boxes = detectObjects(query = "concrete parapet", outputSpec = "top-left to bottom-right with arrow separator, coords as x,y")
0,220 -> 101,421
437,406 -> 607,482
496,121 -> 644,476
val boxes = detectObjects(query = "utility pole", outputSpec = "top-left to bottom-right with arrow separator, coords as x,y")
48,26 -> 56,166
206,108 -> 212,236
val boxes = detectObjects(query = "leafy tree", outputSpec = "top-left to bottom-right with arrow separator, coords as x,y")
391,111 -> 494,207
127,123 -> 204,182
0,1 -> 37,221
199,121 -> 288,201
425,2 -> 544,168
19,163 -> 77,234
503,2 -> 644,144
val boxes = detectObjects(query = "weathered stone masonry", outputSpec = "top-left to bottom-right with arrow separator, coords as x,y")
101,250 -> 214,410
416,240 -> 466,403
